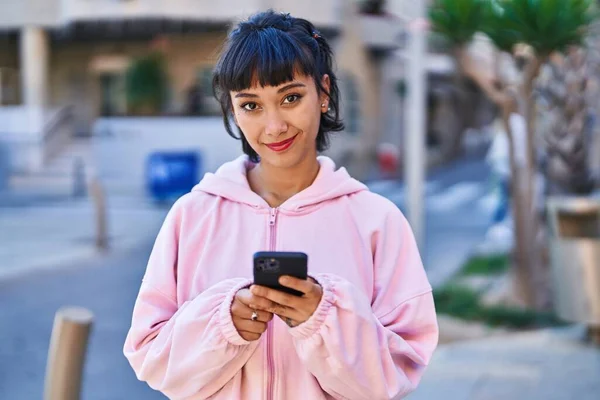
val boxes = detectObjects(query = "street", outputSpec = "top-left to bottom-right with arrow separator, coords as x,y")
0,243 -> 166,399
0,154 -> 495,399
2,0 -> 600,398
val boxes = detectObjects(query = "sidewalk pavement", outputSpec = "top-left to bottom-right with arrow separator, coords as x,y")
3,184 -> 598,399
0,194 -> 169,280
367,154 -> 496,288
2,153 -> 494,284
409,326 -> 600,400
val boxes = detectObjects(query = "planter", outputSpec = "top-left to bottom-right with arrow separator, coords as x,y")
546,197 -> 600,326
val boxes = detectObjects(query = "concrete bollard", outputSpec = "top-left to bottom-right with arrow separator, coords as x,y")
44,306 -> 94,400
89,177 -> 108,250
589,326 -> 600,346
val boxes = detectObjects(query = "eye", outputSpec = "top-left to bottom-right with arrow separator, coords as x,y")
283,94 -> 301,104
242,102 -> 259,111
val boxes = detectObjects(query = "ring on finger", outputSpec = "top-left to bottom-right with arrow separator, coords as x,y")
251,310 -> 259,321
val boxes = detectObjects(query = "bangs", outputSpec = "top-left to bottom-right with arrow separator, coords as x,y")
216,27 -> 317,92
213,9 -> 344,163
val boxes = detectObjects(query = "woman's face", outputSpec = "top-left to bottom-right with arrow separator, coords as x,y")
230,73 -> 330,169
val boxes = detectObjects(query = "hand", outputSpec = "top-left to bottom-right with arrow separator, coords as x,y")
250,276 -> 323,328
231,288 -> 274,341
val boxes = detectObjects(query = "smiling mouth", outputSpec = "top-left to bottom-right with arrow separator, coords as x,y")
265,134 -> 298,152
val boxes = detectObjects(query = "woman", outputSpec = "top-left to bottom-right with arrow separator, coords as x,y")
124,10 -> 438,400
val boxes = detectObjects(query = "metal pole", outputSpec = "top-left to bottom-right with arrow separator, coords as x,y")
404,1 -> 428,250
44,306 -> 94,400
0,68 -> 4,105
89,177 -> 108,250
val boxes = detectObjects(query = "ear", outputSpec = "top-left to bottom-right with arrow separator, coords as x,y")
321,74 -> 331,98
320,74 -> 331,111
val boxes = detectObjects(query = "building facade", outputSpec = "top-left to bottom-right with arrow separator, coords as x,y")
0,0 -> 409,178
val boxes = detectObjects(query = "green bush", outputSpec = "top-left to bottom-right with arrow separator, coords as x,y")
459,254 -> 510,276
125,52 -> 168,115
434,284 -> 482,319
433,284 -> 566,329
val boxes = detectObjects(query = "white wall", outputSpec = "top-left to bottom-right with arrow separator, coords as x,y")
0,0 -> 61,29
61,0 -> 341,26
0,0 -> 342,30
0,106 -> 66,172
0,106 -> 46,137
92,117 -> 243,196
62,0 -> 262,22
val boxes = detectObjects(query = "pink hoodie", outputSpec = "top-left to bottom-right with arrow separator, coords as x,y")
124,155 -> 438,400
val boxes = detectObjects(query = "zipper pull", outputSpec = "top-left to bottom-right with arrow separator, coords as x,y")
269,208 -> 278,226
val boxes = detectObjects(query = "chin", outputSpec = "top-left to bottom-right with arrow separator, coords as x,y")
260,152 -> 302,169
258,146 -> 312,169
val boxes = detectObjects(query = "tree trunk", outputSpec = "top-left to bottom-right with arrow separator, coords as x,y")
500,105 -> 535,307
538,48 -> 596,196
456,46 -> 550,310
518,56 -> 551,310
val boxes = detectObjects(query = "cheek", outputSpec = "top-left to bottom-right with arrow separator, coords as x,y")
235,113 -> 260,142
292,104 -> 321,138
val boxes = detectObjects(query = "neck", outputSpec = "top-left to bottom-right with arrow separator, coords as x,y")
249,155 -> 320,208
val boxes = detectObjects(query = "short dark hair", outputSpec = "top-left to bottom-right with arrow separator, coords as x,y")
212,10 -> 344,162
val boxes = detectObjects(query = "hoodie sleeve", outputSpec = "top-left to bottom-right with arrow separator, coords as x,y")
123,198 -> 258,399
288,207 -> 439,400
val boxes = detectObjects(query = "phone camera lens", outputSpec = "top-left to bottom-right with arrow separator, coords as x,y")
258,259 -> 266,271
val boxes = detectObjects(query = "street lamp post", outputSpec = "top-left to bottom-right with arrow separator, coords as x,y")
404,1 -> 428,251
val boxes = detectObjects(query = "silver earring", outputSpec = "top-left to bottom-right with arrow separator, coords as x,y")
321,103 -> 326,107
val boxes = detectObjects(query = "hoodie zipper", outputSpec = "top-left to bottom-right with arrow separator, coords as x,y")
267,207 -> 278,400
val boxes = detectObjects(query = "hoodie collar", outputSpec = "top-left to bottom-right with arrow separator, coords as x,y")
192,155 -> 367,212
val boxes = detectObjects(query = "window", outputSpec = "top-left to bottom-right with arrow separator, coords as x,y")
197,67 -> 213,96
340,72 -> 361,134
187,66 -> 219,116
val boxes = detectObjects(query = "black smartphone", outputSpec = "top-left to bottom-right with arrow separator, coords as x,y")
253,251 -> 308,296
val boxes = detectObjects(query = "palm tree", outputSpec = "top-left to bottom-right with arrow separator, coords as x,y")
536,48 -> 596,196
429,0 -> 596,309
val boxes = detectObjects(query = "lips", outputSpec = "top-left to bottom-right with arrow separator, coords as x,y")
265,134 -> 297,152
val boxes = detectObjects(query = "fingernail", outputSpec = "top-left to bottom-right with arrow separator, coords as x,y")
279,276 -> 288,284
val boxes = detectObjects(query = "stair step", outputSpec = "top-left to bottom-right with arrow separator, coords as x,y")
9,138 -> 95,191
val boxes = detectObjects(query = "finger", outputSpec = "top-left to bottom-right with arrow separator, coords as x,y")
235,288 -> 254,305
272,305 -> 304,322
231,300 -> 273,322
251,285 -> 300,308
278,276 -> 318,296
237,290 -> 280,312
249,295 -> 280,313
238,331 -> 261,341
277,314 -> 299,328
233,318 -> 268,335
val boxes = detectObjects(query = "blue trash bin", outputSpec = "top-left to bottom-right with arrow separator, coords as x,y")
146,151 -> 201,202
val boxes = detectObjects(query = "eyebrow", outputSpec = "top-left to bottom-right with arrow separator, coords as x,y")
234,82 -> 306,98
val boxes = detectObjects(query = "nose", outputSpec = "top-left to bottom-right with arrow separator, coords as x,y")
264,109 -> 288,137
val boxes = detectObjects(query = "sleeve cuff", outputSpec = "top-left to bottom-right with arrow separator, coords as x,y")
218,278 -> 253,346
288,274 -> 335,340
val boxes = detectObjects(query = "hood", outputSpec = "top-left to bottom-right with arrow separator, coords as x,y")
192,155 -> 367,211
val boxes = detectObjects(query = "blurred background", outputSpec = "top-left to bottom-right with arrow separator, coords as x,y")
1,0 -> 600,399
